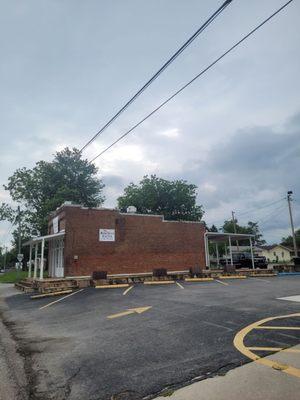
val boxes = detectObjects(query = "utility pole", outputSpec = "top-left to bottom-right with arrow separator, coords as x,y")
17,206 -> 22,277
18,206 -> 22,255
287,191 -> 298,259
3,246 -> 7,272
232,211 -> 239,251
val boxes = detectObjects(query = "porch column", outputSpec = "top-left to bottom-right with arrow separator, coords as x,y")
40,238 -> 45,280
28,244 -> 32,278
208,237 -> 211,269
225,244 -> 228,266
228,236 -> 233,265
249,237 -> 255,269
33,243 -> 38,279
215,243 -> 220,266
204,234 -> 210,269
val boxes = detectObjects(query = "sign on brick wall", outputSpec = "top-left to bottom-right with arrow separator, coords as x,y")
99,229 -> 115,242
53,216 -> 59,234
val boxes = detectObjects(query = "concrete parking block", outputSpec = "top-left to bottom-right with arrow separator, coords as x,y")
184,278 -> 214,282
218,275 -> 247,279
144,280 -> 175,285
95,284 -> 129,289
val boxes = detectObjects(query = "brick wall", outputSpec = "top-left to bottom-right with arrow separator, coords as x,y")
49,205 -> 206,276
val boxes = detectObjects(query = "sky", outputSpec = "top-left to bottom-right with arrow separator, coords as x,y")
0,0 -> 299,247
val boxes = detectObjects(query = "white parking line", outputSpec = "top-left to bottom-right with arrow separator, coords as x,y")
39,289 -> 84,310
176,282 -> 184,289
215,280 -> 229,286
123,286 -> 134,295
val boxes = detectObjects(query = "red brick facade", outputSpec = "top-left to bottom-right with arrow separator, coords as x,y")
48,205 -> 206,277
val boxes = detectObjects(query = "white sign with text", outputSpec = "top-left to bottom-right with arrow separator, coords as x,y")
99,229 -> 115,242
53,216 -> 59,234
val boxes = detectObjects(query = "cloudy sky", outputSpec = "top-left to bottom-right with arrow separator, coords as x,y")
0,0 -> 299,247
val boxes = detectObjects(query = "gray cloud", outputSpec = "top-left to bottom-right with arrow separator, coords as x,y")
1,0 -> 300,246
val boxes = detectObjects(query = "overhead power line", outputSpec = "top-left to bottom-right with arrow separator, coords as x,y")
207,197 -> 286,227
237,197 -> 286,217
89,0 -> 294,163
257,204 -> 287,225
79,0 -> 234,152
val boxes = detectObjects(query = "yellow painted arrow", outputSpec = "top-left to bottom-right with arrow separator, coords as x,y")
107,306 -> 152,319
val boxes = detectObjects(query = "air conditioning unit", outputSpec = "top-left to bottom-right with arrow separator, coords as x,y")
126,206 -> 137,213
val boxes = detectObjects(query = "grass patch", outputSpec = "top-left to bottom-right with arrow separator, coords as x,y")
0,270 -> 28,283
161,389 -> 175,397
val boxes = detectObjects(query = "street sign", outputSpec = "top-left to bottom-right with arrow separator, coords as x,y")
17,253 -> 24,262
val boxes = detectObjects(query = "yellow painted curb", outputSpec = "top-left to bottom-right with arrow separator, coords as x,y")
184,278 -> 214,282
31,290 -> 73,299
95,284 -> 129,289
218,275 -> 247,279
144,280 -> 175,285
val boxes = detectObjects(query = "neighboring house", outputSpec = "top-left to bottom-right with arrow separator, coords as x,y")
256,244 -> 293,263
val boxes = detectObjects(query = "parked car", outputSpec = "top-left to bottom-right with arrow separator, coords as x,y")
219,252 -> 268,269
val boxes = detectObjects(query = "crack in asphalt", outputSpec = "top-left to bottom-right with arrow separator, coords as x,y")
142,361 -> 242,400
0,311 -> 40,400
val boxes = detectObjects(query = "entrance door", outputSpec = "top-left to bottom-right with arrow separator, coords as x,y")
49,238 -> 64,278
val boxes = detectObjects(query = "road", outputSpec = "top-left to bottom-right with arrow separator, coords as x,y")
1,276 -> 300,400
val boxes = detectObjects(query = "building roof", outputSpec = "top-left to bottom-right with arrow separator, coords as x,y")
50,203 -> 205,224
258,244 -> 293,252
205,232 -> 254,243
24,231 -> 65,246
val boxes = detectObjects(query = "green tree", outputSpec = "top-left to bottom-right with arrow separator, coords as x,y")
209,224 -> 218,232
0,246 -> 17,270
222,219 -> 265,246
0,147 -> 105,237
118,175 -> 204,221
281,229 -> 300,248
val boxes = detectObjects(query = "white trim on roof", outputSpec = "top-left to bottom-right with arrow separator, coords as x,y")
24,230 -> 65,246
205,232 -> 255,242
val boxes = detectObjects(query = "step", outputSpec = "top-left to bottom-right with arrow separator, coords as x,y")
19,280 -> 35,287
41,284 -> 78,290
15,283 -> 35,293
39,282 -> 75,288
39,286 -> 78,294
31,290 -> 73,299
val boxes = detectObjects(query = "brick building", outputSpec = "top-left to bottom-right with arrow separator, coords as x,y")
26,204 -> 206,279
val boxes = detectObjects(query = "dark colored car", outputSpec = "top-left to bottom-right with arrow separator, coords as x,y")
219,252 -> 268,269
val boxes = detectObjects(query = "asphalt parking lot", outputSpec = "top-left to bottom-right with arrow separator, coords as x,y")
1,276 -> 300,400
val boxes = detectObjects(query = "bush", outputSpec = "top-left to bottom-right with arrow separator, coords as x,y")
92,270 -> 107,280
153,268 -> 167,277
